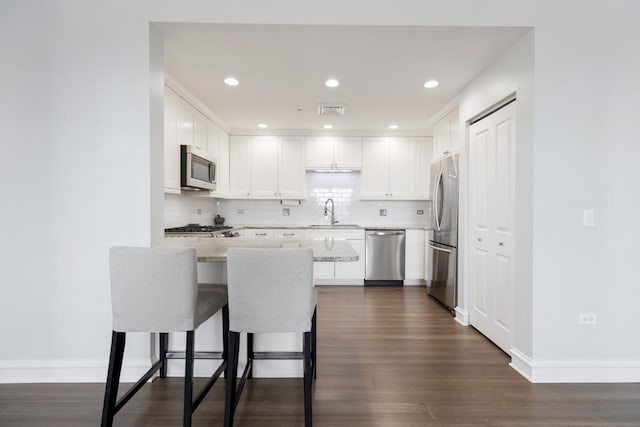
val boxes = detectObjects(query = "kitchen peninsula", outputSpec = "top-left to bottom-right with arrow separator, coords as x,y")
159,236 -> 358,379
161,236 -> 359,262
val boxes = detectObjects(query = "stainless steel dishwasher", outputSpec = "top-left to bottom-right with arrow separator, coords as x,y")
364,229 -> 405,285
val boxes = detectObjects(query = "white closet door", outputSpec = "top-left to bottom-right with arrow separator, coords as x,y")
469,101 -> 516,354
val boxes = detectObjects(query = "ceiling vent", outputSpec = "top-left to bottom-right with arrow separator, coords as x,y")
317,104 -> 346,116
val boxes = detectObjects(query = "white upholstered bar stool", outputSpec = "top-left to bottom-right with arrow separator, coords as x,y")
224,248 -> 317,427
101,247 -> 229,427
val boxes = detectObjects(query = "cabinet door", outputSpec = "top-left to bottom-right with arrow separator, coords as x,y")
250,136 -> 279,198
334,137 -> 362,169
273,229 -> 305,239
215,130 -> 230,196
305,137 -> 334,169
163,87 -> 181,193
414,137 -> 434,200
206,121 -> 220,161
448,109 -> 460,154
388,137 -> 416,199
177,97 -> 195,147
404,229 -> 425,280
433,115 -> 450,159
193,110 -> 209,152
278,136 -> 306,198
360,137 -> 389,199
334,239 -> 365,279
229,136 -> 251,198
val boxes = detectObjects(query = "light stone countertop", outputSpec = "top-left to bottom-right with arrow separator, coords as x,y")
161,237 -> 359,262
231,224 -> 431,231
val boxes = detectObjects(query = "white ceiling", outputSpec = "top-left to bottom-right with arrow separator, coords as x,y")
160,23 -> 529,133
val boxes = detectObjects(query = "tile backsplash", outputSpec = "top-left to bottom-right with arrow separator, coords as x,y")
165,172 -> 432,228
216,172 -> 432,227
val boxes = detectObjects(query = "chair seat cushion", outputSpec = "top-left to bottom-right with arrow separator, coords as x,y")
196,284 -> 228,328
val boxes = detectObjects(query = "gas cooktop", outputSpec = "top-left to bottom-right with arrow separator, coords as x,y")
164,224 -> 232,234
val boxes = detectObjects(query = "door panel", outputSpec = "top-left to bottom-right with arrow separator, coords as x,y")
469,101 -> 516,354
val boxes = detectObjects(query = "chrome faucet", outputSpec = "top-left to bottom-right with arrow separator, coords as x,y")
324,198 -> 339,225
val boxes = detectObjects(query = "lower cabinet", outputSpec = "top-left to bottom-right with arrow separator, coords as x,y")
304,229 -> 365,284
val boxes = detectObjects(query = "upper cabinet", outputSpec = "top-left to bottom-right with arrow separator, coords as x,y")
305,136 -> 362,170
433,107 -> 460,159
361,137 -> 433,200
230,135 -> 306,199
163,83 -> 231,196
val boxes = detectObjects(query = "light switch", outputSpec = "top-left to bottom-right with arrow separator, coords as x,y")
583,209 -> 595,227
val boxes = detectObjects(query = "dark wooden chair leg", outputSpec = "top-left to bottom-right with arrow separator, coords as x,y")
246,332 -> 254,379
222,305 -> 229,363
311,309 -> 317,380
183,330 -> 195,427
101,331 -> 126,427
159,332 -> 169,378
303,331 -> 313,427
224,331 -> 240,427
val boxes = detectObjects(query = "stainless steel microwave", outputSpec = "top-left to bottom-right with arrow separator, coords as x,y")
180,145 -> 216,191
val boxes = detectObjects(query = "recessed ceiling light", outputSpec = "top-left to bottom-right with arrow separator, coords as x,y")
325,79 -> 340,88
323,124 -> 333,129
389,124 -> 399,130
423,80 -> 439,89
224,77 -> 239,86
257,123 -> 268,128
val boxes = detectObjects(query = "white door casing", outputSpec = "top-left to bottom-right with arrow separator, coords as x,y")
469,100 -> 516,354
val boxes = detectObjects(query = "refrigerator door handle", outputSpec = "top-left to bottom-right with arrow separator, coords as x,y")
433,170 -> 443,230
428,243 -> 452,254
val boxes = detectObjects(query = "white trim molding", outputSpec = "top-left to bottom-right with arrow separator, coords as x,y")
455,306 -> 469,325
510,349 -> 640,383
0,359 -> 151,384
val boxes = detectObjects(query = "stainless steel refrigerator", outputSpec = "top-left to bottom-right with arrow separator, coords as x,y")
427,154 -> 459,314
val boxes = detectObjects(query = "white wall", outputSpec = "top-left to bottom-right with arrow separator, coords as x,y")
2,0 -> 639,383
455,31 -> 535,357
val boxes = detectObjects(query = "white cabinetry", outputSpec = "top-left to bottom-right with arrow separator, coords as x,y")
273,229 -> 305,239
404,229 -> 425,284
361,137 -> 434,200
229,136 -> 252,197
362,137 -> 434,200
434,108 -> 460,159
238,229 -> 274,238
230,136 -> 306,199
164,83 -> 231,196
415,137 -> 434,199
305,137 -> 362,170
163,86 -> 181,193
250,136 -> 279,198
305,228 -> 365,284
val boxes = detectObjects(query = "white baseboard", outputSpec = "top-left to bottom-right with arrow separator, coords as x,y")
454,306 -> 469,325
510,349 -> 640,383
402,279 -> 425,286
0,359 -> 151,384
1,358 -> 304,383
314,279 -> 363,286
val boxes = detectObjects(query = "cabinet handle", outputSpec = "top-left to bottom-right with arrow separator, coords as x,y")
498,242 -> 504,246
477,238 -> 482,242
283,233 -> 295,236
247,192 -> 250,196
274,192 -> 278,196
256,233 -> 267,236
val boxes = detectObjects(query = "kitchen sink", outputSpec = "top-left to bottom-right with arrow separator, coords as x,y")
308,224 -> 361,228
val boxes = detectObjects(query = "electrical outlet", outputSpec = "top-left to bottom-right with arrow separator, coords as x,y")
380,209 -> 387,216
237,209 -> 245,214
583,209 -> 595,227
283,208 -> 290,216
197,208 -> 202,215
417,209 -> 424,215
578,313 -> 597,325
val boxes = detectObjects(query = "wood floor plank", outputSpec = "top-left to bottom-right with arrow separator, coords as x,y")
1,286 -> 639,426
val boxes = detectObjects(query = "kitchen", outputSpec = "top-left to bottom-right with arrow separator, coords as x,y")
3,1 -> 640,425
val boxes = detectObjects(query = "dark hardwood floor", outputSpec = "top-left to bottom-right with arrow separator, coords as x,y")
2,286 -> 640,426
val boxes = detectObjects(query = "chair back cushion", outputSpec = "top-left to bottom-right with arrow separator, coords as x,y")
110,247 -> 198,332
226,248 -> 315,333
